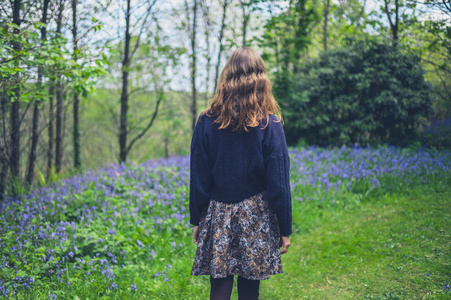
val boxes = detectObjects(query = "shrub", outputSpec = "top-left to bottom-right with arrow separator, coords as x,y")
275,38 -> 434,147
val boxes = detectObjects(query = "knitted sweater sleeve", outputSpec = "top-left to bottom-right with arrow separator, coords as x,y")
263,115 -> 293,236
189,115 -> 212,226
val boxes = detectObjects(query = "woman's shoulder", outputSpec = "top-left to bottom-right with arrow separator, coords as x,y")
199,108 -> 215,120
259,113 -> 281,128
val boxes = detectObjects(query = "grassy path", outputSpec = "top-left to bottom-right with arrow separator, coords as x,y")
254,187 -> 451,299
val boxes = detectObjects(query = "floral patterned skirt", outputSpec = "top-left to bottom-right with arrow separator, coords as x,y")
191,190 -> 282,280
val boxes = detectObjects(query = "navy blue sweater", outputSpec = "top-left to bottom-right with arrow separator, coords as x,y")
189,110 -> 292,236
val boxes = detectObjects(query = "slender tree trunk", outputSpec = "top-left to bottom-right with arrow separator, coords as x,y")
47,83 -> 54,180
10,0 -> 22,185
55,84 -> 63,173
213,0 -> 229,93
282,18 -> 291,73
27,0 -> 50,185
72,0 -> 81,171
55,0 -> 65,173
383,0 -> 399,47
240,0 -> 250,47
190,0 -> 198,131
269,1 -> 281,73
205,29 -> 211,101
0,93 -> 8,200
164,136 -> 169,158
322,0 -> 329,51
393,0 -> 399,45
293,0 -> 307,74
0,148 -> 7,200
27,98 -> 40,185
119,0 -> 131,163
202,0 -> 212,101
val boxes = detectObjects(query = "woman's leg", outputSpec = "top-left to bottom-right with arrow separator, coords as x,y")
237,276 -> 260,300
210,275 -> 234,300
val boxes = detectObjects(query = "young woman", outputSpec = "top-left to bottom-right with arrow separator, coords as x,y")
189,47 -> 292,300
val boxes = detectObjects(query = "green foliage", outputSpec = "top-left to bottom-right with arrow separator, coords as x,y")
257,0 -> 320,73
0,21 -> 108,104
276,38 -> 434,147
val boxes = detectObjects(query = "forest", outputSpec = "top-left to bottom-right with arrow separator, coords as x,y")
0,0 -> 450,299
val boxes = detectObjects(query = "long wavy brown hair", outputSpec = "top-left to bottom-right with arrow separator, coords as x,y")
199,47 -> 283,133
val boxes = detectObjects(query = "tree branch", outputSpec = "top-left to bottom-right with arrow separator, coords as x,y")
18,100 -> 31,128
129,0 -> 158,60
383,0 -> 394,29
125,90 -> 164,156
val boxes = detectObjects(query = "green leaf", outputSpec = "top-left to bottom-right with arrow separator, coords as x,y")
6,23 -> 20,30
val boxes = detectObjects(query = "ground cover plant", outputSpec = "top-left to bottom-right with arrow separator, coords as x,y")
0,146 -> 450,299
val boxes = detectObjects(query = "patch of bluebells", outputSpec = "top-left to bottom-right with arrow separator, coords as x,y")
0,147 -> 449,296
0,155 -> 188,296
289,146 -> 451,199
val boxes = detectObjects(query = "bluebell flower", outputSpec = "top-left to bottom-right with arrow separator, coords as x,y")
444,282 -> 450,292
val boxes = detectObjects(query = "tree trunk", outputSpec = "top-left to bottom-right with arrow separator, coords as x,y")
322,0 -> 329,51
55,0 -> 65,174
10,0 -> 22,186
0,92 -> 8,201
72,0 -> 81,171
383,0 -> 399,47
0,146 -> 7,200
47,83 -> 54,180
164,136 -> 169,158
393,0 -> 399,45
213,0 -> 229,93
191,0 -> 198,132
240,0 -> 250,47
55,83 -> 63,173
27,0 -> 50,185
202,0 -> 212,101
119,0 -> 131,163
293,0 -> 307,74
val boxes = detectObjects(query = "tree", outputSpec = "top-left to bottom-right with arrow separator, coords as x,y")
238,0 -> 258,47
72,0 -> 81,172
9,0 -> 22,191
371,0 -> 418,47
322,0 -> 330,50
26,0 -> 50,186
213,0 -> 230,92
118,0 -> 159,163
259,0 -> 319,74
182,0 -> 200,132
55,0 -> 65,174
201,0 -> 214,100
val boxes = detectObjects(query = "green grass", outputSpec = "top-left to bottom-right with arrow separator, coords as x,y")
256,185 -> 451,299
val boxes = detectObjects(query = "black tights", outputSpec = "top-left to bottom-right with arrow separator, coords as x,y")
210,275 -> 260,300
